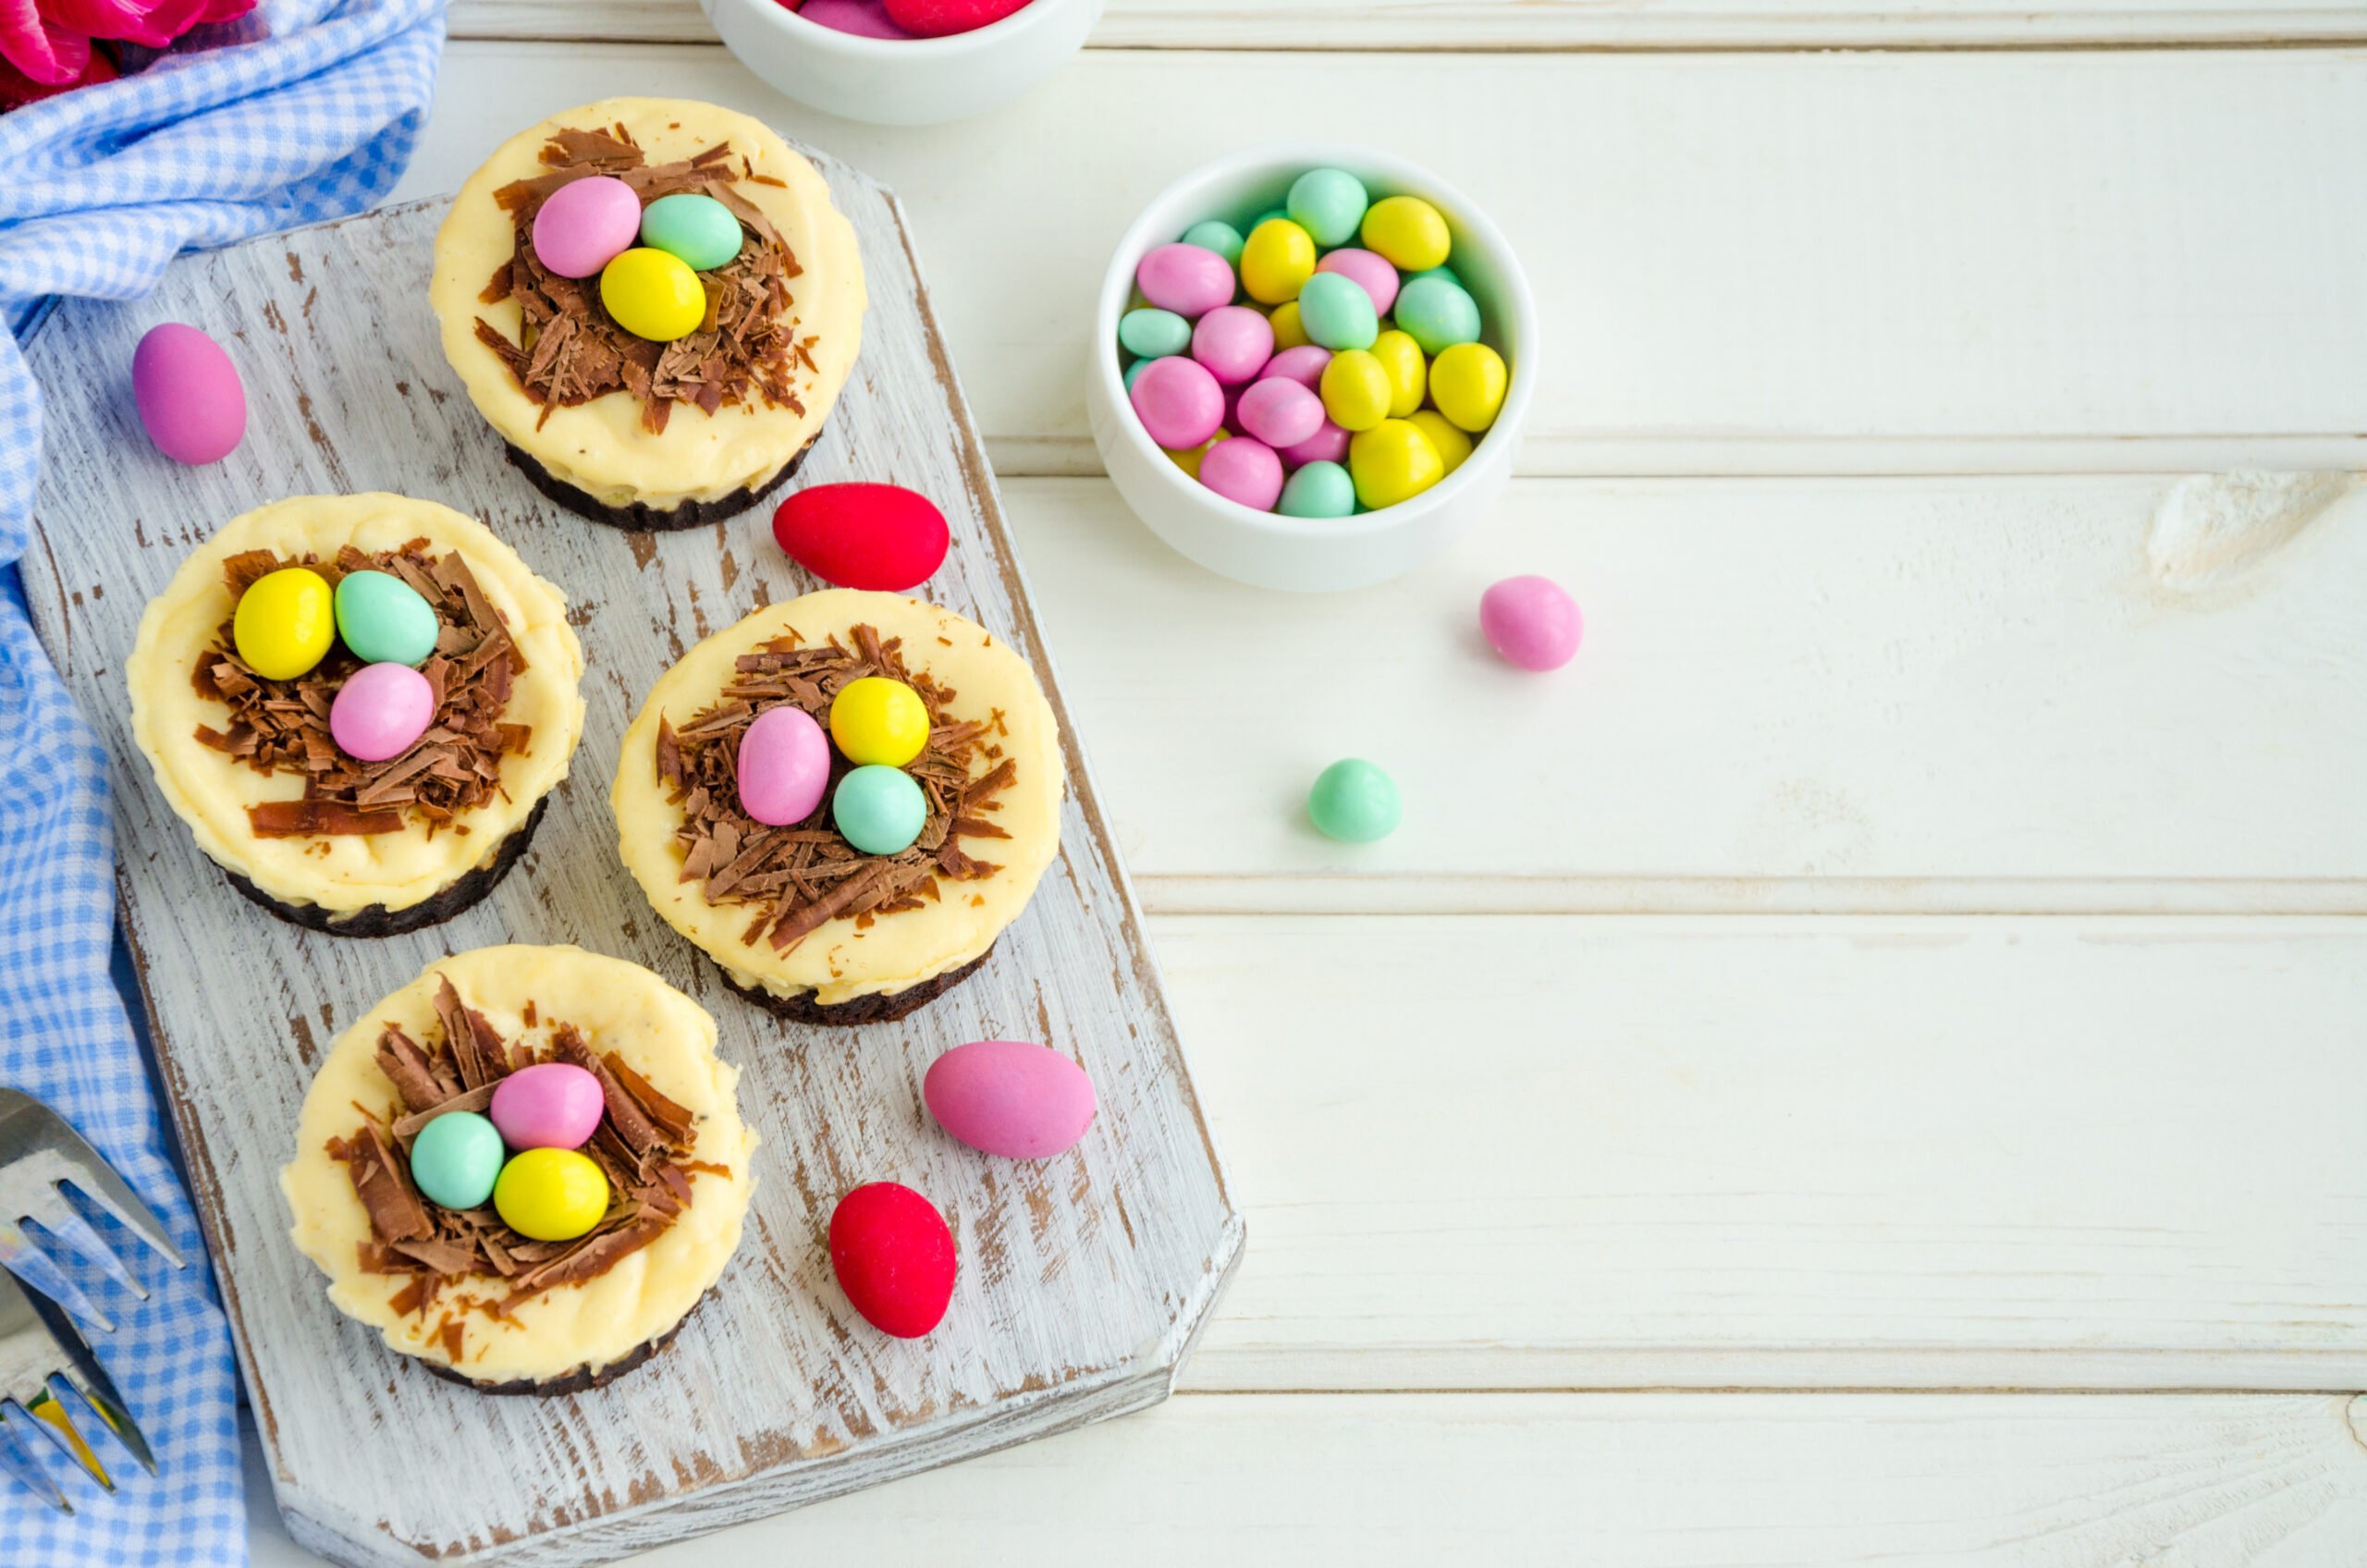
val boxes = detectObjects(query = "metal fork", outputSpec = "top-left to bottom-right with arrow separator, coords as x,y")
0,1087 -> 186,1333
0,1268 -> 154,1512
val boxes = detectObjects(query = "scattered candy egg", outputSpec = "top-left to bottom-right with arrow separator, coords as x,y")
1314,247 -> 1400,318
1480,575 -> 1582,671
1135,242 -> 1233,318
531,176 -> 642,279
1179,218 -> 1245,266
1407,410 -> 1474,476
829,676 -> 930,767
409,1111 -> 505,1211
1269,300 -> 1309,351
1278,460 -> 1355,519
488,1061 -> 608,1152
1360,194 -> 1452,272
1318,349 -> 1392,434
737,704 -> 831,827
329,663 -> 435,762
1348,419 -> 1446,510
1430,341 -> 1508,432
1294,271 -> 1380,353
1308,758 -> 1401,842
884,0 -> 1030,36
798,0 -> 918,34
233,567 -> 334,680
828,1182 -> 956,1338
131,323 -> 245,465
1129,354 -> 1224,450
1239,217 -> 1317,305
1235,377 -> 1324,450
1198,435 -> 1283,511
834,764 -> 928,855
923,1040 -> 1098,1159
601,247 -> 706,342
1190,305 -> 1274,386
1286,167 -> 1370,249
772,482 -> 950,591
1280,419 -> 1351,468
1392,275 -> 1482,356
1119,307 -> 1191,360
494,1147 -> 609,1242
639,191 -> 743,272
1368,329 -> 1428,419
1167,431 -> 1226,481
1262,344 -> 1331,391
333,570 -> 439,667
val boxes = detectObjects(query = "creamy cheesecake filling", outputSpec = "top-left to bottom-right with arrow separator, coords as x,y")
128,494 -> 584,915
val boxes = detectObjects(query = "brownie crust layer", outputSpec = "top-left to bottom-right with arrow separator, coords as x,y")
421,1291 -> 710,1396
717,944 -> 994,1026
503,426 -> 821,533
221,797 -> 549,937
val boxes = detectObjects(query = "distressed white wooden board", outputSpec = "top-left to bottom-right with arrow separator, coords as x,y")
451,0 -> 2367,50
993,472 -> 2367,915
252,1392 -> 2367,1566
404,43 -> 2367,476
1151,913 -> 2367,1391
19,188 -> 1239,1562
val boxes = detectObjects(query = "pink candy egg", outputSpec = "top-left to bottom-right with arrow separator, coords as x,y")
131,323 -> 244,465
1135,243 -> 1234,318
1235,377 -> 1324,449
924,1039 -> 1098,1160
1198,435 -> 1283,510
885,0 -> 1031,34
1131,355 -> 1224,449
1315,248 -> 1401,317
1261,344 -> 1331,392
327,663 -> 434,762
489,1062 -> 608,1152
737,704 -> 830,826
1191,305 -> 1273,386
1480,575 -> 1583,671
797,0 -> 917,34
1280,419 -> 1351,467
532,176 -> 643,279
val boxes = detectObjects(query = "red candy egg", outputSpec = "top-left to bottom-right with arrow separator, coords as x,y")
772,483 -> 950,592
882,0 -> 1030,36
828,1182 -> 956,1339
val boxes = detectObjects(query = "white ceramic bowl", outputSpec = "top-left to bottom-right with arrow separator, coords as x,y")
1088,144 -> 1537,594
703,0 -> 1103,127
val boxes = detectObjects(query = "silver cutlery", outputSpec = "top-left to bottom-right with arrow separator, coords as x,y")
0,1087 -> 186,1333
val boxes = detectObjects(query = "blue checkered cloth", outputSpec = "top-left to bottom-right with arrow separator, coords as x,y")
0,0 -> 443,1560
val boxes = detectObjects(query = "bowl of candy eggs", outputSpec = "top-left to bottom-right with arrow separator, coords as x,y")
1089,145 -> 1534,593
704,0 -> 1103,126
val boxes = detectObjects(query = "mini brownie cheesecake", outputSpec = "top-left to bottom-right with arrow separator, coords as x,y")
613,590 -> 1065,1023
127,494 -> 584,935
428,97 -> 866,530
282,945 -> 757,1392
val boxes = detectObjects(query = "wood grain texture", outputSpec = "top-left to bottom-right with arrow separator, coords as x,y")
399,44 -> 2367,478
19,187 -> 1238,1563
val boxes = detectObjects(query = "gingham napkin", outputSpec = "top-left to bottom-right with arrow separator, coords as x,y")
0,0 -> 442,1558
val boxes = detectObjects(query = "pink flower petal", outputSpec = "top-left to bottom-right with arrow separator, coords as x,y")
0,0 -> 91,85
46,0 -> 205,47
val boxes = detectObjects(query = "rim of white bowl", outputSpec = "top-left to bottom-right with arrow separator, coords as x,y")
742,0 -> 1090,55
1096,141 -> 1539,545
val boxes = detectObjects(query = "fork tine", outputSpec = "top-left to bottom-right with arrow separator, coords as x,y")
13,1390 -> 111,1492
0,1220 -> 113,1333
0,1411 -> 72,1513
0,1088 -> 186,1273
53,1366 -> 154,1477
21,1194 -> 145,1301
56,1164 -> 186,1274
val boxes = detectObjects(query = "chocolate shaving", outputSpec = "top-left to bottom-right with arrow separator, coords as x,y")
390,1081 -> 497,1141
328,1125 -> 431,1243
375,1027 -> 452,1116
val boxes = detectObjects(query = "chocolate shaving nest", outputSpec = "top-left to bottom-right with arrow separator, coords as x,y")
192,543 -> 531,839
657,623 -> 1016,955
325,976 -> 717,1359
473,124 -> 817,435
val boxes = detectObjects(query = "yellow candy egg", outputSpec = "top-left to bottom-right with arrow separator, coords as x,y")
232,567 -> 334,680
1360,195 -> 1452,273
600,247 -> 706,342
829,676 -> 930,767
1430,342 -> 1509,432
1349,419 -> 1446,510
1408,410 -> 1475,476
1269,301 -> 1309,351
1319,349 -> 1392,434
1240,217 -> 1318,305
1369,329 -> 1428,419
493,1148 -> 609,1243
1168,430 -> 1228,481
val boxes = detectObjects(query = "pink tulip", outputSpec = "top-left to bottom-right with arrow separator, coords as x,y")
1,0 -> 252,91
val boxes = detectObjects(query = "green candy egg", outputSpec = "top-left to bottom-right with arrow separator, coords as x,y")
639,192 -> 743,272
1180,219 -> 1245,266
1307,758 -> 1401,843
1119,307 -> 1191,360
1250,207 -> 1290,233
1296,272 -> 1379,352
1286,167 -> 1370,249
1278,460 -> 1355,519
334,570 -> 439,667
833,764 -> 927,855
1403,263 -> 1463,292
408,1110 -> 505,1210
1391,276 -> 1483,356
1123,357 -> 1158,391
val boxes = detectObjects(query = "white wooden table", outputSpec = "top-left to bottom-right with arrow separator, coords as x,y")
251,4 -> 2367,1560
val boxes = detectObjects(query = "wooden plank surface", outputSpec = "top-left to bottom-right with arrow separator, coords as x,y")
21,189 -> 1237,1563
403,43 -> 2367,477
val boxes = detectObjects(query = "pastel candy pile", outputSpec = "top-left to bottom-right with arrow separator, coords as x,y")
730,668 -> 943,856
408,1060 -> 616,1241
529,177 -> 748,345
1119,167 -> 1511,517
231,559 -> 452,766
